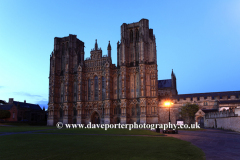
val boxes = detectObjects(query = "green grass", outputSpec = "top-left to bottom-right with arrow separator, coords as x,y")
0,134 -> 205,160
38,128 -> 163,135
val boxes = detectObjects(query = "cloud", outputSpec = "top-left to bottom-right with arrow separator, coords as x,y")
0,86 -> 5,89
13,92 -> 43,98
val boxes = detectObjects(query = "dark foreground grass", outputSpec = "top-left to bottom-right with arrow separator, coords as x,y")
0,134 -> 205,160
0,125 -> 55,132
39,128 -> 163,135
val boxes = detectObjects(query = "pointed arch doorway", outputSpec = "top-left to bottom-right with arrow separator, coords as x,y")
91,111 -> 100,124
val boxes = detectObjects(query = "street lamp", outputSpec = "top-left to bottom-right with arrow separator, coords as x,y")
164,101 -> 173,123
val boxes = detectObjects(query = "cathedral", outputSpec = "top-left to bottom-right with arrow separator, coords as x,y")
47,18 -> 240,127
47,19 -> 163,125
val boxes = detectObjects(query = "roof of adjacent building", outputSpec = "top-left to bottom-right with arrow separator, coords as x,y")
158,79 -> 172,88
0,104 -> 13,110
172,91 -> 240,99
13,101 -> 42,111
0,100 -> 7,104
201,109 -> 218,113
219,100 -> 240,104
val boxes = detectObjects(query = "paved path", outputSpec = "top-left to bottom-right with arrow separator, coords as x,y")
167,129 -> 240,160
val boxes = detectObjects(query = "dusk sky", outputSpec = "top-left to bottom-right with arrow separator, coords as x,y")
0,0 -> 239,109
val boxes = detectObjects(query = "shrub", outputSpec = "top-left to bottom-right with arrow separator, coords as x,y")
0,109 -> 11,119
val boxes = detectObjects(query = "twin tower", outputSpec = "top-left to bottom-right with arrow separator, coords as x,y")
47,19 -> 158,126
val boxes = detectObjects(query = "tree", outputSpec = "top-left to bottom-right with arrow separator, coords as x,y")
179,103 -> 199,125
0,109 -> 11,119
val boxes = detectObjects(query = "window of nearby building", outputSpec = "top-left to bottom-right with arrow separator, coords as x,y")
13,112 -> 15,119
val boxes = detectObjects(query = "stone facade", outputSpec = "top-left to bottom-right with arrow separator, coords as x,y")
47,19 -> 159,126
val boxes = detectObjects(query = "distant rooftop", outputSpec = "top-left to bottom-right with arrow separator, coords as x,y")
13,101 -> 42,111
158,79 -> 172,88
173,91 -> 240,99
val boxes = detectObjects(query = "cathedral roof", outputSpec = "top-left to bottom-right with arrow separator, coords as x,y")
158,79 -> 172,88
172,91 -> 240,99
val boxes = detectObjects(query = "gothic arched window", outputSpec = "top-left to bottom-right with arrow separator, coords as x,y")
102,77 -> 106,100
73,82 -> 77,102
136,29 -> 139,42
59,108 -> 63,118
73,107 -> 77,116
130,30 -> 133,42
136,73 -> 139,97
61,83 -> 64,102
136,104 -> 140,116
132,107 -> 135,116
94,76 -> 98,100
88,79 -> 91,101
61,43 -> 65,72
118,75 -> 122,98
117,105 -> 121,115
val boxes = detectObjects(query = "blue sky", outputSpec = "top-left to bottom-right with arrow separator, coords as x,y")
0,0 -> 239,109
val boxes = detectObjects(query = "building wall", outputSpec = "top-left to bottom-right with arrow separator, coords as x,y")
158,93 -> 240,125
205,116 -> 240,132
4,105 -> 18,121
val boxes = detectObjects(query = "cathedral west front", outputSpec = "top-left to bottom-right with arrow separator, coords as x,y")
47,18 -> 240,128
47,19 -> 160,125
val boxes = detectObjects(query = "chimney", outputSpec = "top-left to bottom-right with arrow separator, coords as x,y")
9,98 -> 13,104
24,100 -> 26,103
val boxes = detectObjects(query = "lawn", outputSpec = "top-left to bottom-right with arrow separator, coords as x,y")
38,128 -> 163,135
0,133 -> 205,160
0,125 -> 161,135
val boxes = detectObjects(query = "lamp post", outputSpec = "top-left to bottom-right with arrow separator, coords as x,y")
164,101 -> 173,123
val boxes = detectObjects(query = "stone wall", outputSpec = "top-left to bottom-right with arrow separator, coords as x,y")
204,108 -> 240,132
204,117 -> 240,132
205,109 -> 236,119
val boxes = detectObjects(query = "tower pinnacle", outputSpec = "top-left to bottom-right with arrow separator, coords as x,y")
95,39 -> 98,50
107,41 -> 111,58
